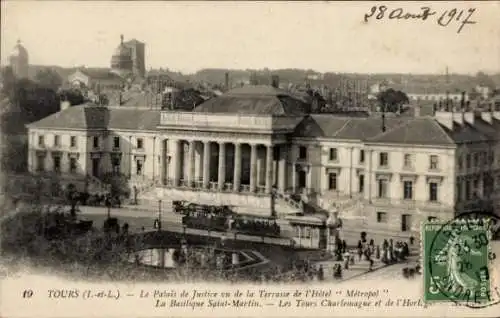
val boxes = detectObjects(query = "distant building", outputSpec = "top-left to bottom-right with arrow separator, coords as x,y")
9,40 -> 29,79
110,35 -> 146,78
68,69 -> 124,93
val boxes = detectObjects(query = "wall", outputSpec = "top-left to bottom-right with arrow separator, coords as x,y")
28,128 -> 89,176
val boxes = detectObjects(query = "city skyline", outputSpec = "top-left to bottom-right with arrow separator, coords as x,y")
1,1 -> 500,75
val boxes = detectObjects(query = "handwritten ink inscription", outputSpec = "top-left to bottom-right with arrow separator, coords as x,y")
363,6 -> 477,34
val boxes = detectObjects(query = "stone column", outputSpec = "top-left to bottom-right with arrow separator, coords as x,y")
203,141 -> 211,188
249,144 -> 258,192
278,144 -> 287,192
265,145 -> 274,193
218,142 -> 226,190
292,161 -> 297,193
172,140 -> 181,186
187,140 -> 195,186
233,143 -> 242,192
194,142 -> 202,182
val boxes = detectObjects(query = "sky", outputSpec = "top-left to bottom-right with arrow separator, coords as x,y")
1,1 -> 499,75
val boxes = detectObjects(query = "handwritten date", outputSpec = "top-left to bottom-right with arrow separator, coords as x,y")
364,6 -> 477,34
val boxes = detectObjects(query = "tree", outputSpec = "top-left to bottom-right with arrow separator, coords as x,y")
377,88 -> 409,113
59,88 -> 85,106
101,173 -> 131,199
35,68 -> 63,91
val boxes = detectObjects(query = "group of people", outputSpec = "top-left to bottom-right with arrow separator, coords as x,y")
331,233 -> 414,274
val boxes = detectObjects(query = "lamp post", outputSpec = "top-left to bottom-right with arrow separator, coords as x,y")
158,199 -> 162,231
106,195 -> 111,219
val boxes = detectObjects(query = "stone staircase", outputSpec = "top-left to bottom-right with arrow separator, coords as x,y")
272,189 -> 303,216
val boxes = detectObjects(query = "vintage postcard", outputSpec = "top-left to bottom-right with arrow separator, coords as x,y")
1,1 -> 499,317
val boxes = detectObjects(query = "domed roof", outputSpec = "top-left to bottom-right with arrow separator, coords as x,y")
10,40 -> 28,59
111,35 -> 133,72
112,35 -> 131,58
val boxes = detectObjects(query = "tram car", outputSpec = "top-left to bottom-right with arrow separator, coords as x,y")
180,202 -> 232,232
229,214 -> 281,237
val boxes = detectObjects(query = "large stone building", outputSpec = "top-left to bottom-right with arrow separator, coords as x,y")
26,84 -> 500,246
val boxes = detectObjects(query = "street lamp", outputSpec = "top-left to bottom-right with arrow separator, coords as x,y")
157,199 -> 162,231
106,195 -> 111,219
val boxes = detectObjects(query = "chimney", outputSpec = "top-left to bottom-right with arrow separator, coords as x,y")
414,104 -> 421,117
465,100 -> 471,112
460,91 -> 466,110
271,75 -> 280,88
481,111 -> 493,124
224,72 -> 229,90
463,112 -> 475,125
60,100 -> 71,111
452,112 -> 464,125
435,111 -> 454,130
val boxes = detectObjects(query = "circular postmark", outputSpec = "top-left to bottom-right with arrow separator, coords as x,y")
427,211 -> 500,309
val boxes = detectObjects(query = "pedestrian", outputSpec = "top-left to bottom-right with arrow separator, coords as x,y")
317,265 -> 324,281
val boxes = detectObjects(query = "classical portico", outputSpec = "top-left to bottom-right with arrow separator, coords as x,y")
166,139 -> 285,194
155,85 -> 307,215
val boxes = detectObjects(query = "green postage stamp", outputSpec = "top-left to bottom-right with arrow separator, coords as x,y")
422,218 -> 492,304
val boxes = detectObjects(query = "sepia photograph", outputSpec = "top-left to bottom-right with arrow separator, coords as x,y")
1,1 -> 499,317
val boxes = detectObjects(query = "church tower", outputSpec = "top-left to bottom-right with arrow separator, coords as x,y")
9,39 -> 29,79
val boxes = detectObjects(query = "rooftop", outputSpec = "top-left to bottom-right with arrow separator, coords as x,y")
193,85 -> 308,116
26,105 -> 160,131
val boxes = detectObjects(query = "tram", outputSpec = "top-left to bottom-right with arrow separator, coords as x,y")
173,201 -> 281,237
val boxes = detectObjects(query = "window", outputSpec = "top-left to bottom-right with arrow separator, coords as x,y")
69,158 -> 77,173
489,151 -> 495,165
466,154 -> 471,169
359,149 -> 365,163
401,214 -> 411,232
136,160 -> 143,175
70,136 -> 77,148
36,156 -> 44,172
429,155 -> 439,170
428,216 -> 438,222
38,135 -> 45,147
458,156 -> 463,170
465,180 -> 472,200
473,153 -> 479,167
379,152 -> 388,167
482,152 -> 488,166
329,148 -> 338,161
137,138 -> 144,150
328,173 -> 337,190
429,182 -> 438,202
93,136 -> 99,149
54,135 -> 60,147
403,180 -> 413,200
377,179 -> 388,198
53,156 -> 61,173
299,146 -> 307,160
358,175 -> 364,193
403,154 -> 412,169
113,137 -> 120,149
377,212 -> 387,223
113,162 -> 120,174
112,155 -> 121,174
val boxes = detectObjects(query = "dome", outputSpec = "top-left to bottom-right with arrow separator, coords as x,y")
110,35 -> 132,71
10,40 -> 28,59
